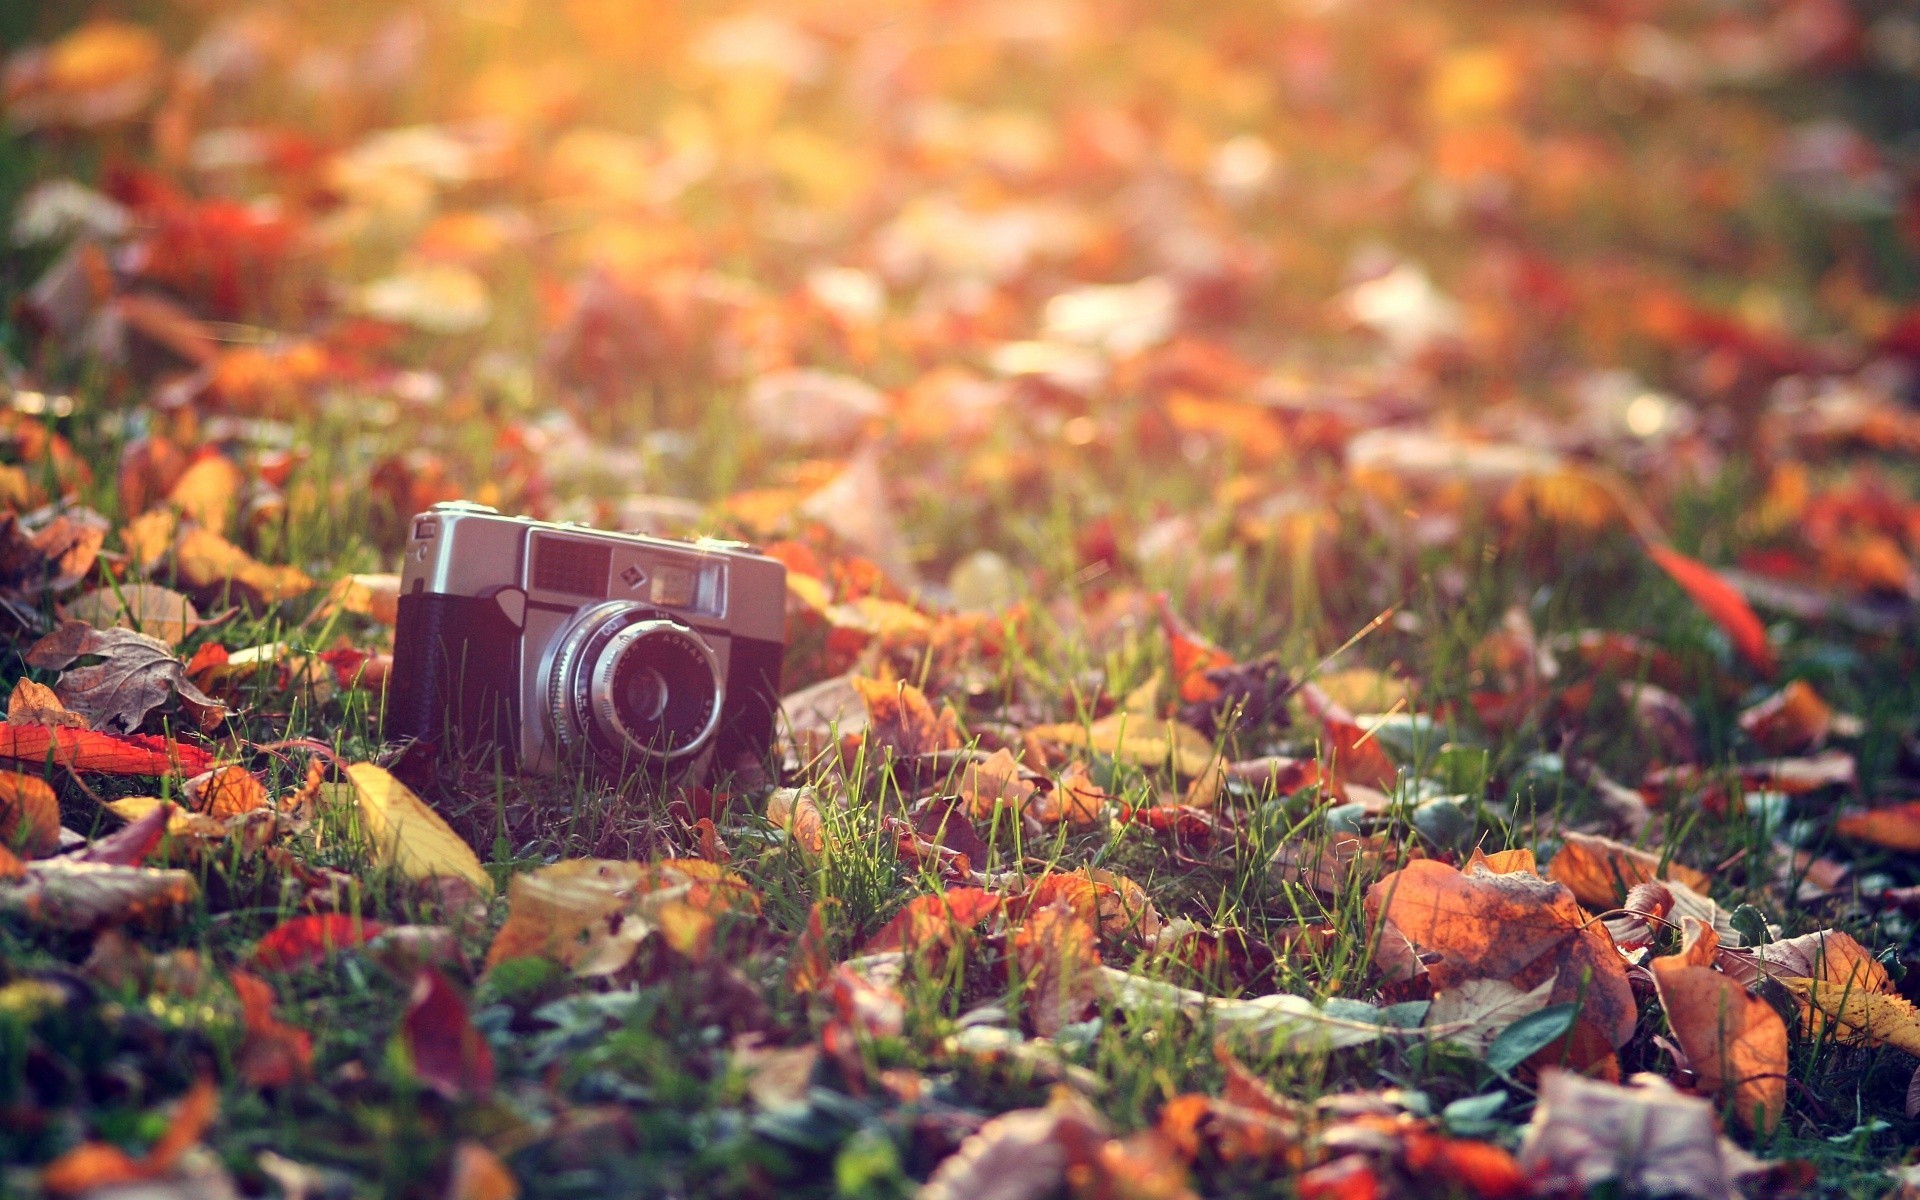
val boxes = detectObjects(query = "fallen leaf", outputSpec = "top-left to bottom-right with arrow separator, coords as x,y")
1834,801 -> 1920,851
1428,976 -> 1558,1055
1366,859 -> 1639,1049
959,747 -> 1038,818
173,525 -> 314,605
1777,978 -> 1920,1056
185,765 -> 269,818
1547,831 -> 1711,909
919,1094 -> 1106,1200
402,967 -> 495,1099
853,675 -> 962,759
1644,543 -> 1776,676
63,582 -> 208,646
346,763 -> 492,895
254,913 -> 388,972
1649,918 -> 1787,1134
484,857 -> 757,973
1158,594 -> 1235,704
1517,1069 -> 1795,1200
102,796 -> 225,839
1738,680 -> 1834,754
863,888 -> 1002,962
1098,968 -> 1412,1053
766,785 -> 826,852
39,1077 -> 217,1198
445,1141 -> 518,1200
320,573 -> 402,624
165,454 -> 243,533
25,621 -> 227,732
0,770 -> 62,857
0,858 -> 197,930
1031,760 -> 1109,827
1012,901 -> 1102,1036
1028,709 -> 1218,776
7,677 -> 86,728
230,968 -> 314,1087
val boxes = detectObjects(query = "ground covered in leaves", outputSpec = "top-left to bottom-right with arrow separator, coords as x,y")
3,0 -> 1920,1197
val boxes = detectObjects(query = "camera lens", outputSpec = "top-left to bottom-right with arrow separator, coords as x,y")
600,627 -> 720,754
547,603 -> 726,766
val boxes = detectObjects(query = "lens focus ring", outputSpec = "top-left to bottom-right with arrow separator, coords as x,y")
547,603 -> 725,765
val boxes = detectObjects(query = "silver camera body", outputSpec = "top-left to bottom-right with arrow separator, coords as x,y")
387,501 -> 786,779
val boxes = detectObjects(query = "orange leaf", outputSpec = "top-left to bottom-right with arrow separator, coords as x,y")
1649,920 -> 1787,1134
1835,801 -> 1920,851
1157,594 -> 1235,704
253,913 -> 387,972
0,770 -> 62,857
1644,543 -> 1776,675
0,723 -> 213,776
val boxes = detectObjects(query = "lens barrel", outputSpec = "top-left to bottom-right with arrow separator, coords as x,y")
548,602 -> 724,766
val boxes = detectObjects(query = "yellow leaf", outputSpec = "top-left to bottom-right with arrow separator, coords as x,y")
166,456 -> 243,534
174,527 -> 314,604
346,764 -> 491,895
1778,978 -> 1920,1056
321,574 -> 401,625
103,797 -> 223,838
1029,710 -> 1217,776
0,771 -> 61,857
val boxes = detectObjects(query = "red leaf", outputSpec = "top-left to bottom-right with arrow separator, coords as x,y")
253,914 -> 388,972
1645,543 -> 1776,676
0,724 -> 213,776
862,888 -> 1002,956
1156,594 -> 1235,704
402,968 -> 494,1100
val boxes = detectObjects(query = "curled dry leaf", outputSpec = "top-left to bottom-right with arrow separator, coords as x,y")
1428,976 -> 1557,1055
484,857 -> 758,973
445,1141 -> 519,1200
25,621 -> 227,732
62,582 -> 208,646
1366,858 -> 1639,1049
1648,918 -> 1787,1134
960,746 -> 1038,818
320,572 -> 401,624
0,770 -> 62,857
1547,831 -> 1711,910
344,763 -> 492,895
102,796 -> 225,840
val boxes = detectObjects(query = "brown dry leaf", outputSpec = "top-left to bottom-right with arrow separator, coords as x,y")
185,765 -> 270,818
445,1140 -> 519,1200
1738,680 -> 1834,754
0,770 -> 62,857
62,582 -> 207,646
960,747 -> 1038,818
766,786 -> 826,853
1031,761 -> 1108,827
1834,801 -> 1920,851
1547,831 -> 1711,910
1777,978 -> 1920,1056
321,573 -> 402,625
1013,901 -> 1103,1036
853,675 -> 961,759
1429,976 -> 1558,1055
26,621 -> 227,732
173,525 -> 314,604
1464,847 -> 1538,875
165,454 -> 243,533
1604,880 -> 1675,952
1648,918 -> 1787,1135
0,858 -> 197,930
1719,928 -> 1890,1009
1,509 -> 108,599
485,857 -> 757,973
103,796 -> 225,839
919,1093 -> 1107,1200
346,763 -> 492,895
8,677 -> 87,729
121,509 -> 177,570
1517,1069 -> 1789,1200
403,967 -> 495,1100
39,1077 -> 217,1198
1366,858 -> 1639,1048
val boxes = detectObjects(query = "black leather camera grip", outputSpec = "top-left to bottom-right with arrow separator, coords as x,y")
387,591 -> 521,765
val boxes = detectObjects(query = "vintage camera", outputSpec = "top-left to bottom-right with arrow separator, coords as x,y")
386,501 -> 785,780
